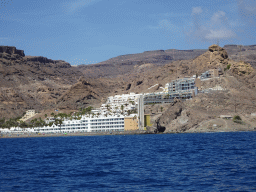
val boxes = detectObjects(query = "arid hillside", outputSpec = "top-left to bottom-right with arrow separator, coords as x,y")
224,45 -> 256,68
40,44 -> 256,134
0,44 -> 256,125
77,49 -> 208,78
141,45 -> 256,133
0,46 -> 83,118
77,44 -> 256,79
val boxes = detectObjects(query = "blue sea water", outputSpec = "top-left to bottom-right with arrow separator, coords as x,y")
1,132 -> 256,191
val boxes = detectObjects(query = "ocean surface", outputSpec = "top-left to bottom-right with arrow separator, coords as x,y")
1,132 -> 256,191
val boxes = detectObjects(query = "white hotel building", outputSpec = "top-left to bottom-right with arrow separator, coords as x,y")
33,115 -> 125,133
0,114 -> 141,134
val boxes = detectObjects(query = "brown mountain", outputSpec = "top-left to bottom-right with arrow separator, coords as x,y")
58,44 -> 256,134
141,45 -> 256,133
55,77 -> 127,110
224,45 -> 256,68
77,44 -> 256,79
77,48 -> 208,78
0,46 -> 83,118
1,44 -> 256,128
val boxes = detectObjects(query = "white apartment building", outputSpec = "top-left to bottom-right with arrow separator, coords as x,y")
102,92 -> 142,114
20,110 -> 37,122
34,115 -> 125,133
107,92 -> 141,103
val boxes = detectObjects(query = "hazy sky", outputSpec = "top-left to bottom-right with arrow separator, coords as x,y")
0,0 -> 255,65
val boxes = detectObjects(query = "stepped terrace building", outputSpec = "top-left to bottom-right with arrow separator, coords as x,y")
107,92 -> 141,104
20,110 -> 37,122
102,92 -> 141,115
144,77 -> 199,104
167,77 -> 196,94
200,69 -> 220,80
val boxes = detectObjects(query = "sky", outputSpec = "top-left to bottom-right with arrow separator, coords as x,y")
0,0 -> 255,65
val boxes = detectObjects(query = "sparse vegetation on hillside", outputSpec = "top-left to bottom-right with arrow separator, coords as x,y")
233,115 -> 243,124
0,116 -> 24,128
0,106 -> 95,129
225,64 -> 231,71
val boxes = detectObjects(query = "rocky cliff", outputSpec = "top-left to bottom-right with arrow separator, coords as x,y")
0,46 -> 25,57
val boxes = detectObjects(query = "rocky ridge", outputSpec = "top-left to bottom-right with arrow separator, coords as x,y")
0,44 -> 256,135
0,46 -> 25,57
77,49 -> 208,78
77,45 -> 256,79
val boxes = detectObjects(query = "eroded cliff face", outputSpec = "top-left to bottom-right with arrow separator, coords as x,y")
0,46 -> 25,57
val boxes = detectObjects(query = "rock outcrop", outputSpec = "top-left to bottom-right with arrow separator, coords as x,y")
0,46 -> 25,57
190,44 -> 229,74
229,61 -> 254,76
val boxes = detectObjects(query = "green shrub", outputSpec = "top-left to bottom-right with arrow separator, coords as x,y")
233,115 -> 241,121
225,64 -> 231,71
233,115 -> 242,124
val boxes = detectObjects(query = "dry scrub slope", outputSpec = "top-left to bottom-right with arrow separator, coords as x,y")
144,45 -> 256,133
